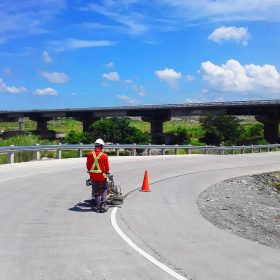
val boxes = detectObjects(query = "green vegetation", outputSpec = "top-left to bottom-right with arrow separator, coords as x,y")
199,114 -> 241,145
65,117 -> 150,144
0,135 -> 57,164
0,115 -> 268,149
0,118 -> 82,133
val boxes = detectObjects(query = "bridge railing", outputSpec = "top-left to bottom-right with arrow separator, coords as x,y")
0,143 -> 280,164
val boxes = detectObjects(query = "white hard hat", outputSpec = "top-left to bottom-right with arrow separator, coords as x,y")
95,138 -> 105,146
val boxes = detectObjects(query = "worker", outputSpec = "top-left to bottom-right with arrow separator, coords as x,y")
86,138 -> 110,212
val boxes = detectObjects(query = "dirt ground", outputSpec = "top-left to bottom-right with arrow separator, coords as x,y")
197,172 -> 280,249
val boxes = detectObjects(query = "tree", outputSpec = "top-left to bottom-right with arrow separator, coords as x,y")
90,117 -> 150,144
199,114 -> 241,145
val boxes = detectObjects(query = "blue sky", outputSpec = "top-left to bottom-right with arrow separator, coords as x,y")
1,0 -> 280,110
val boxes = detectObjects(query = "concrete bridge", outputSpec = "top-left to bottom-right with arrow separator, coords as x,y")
1,99 -> 280,143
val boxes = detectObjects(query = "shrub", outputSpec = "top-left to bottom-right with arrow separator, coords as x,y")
175,127 -> 190,144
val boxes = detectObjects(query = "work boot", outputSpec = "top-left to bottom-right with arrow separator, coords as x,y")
100,202 -> 107,213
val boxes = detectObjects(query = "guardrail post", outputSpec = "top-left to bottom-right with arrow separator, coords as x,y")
8,145 -> 15,164
56,143 -> 62,159
116,143 -> 120,156
250,145 -> 254,153
35,144 -> 41,160
219,149 -> 224,155
78,143 -> 83,158
132,143 -> 137,156
175,144 -> 179,155
148,144 -> 152,156
204,148 -> 208,154
161,144 -> 165,155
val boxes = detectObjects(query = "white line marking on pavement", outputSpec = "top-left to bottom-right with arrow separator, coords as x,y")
111,207 -> 188,280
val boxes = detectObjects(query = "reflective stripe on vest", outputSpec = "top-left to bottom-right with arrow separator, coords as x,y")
89,152 -> 106,178
89,151 -> 103,173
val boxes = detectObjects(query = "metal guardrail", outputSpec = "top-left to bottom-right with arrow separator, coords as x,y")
0,143 -> 280,164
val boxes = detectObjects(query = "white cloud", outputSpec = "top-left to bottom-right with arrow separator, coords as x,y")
42,51 -> 53,64
186,75 -> 195,81
208,26 -> 250,45
0,78 -> 27,94
124,79 -> 146,96
117,94 -> 136,104
201,59 -> 280,93
185,98 -> 204,103
52,39 -> 115,51
34,87 -> 58,96
41,71 -> 69,83
81,1 -> 280,40
155,68 -> 182,87
106,62 -> 114,68
215,97 -> 225,102
0,0 -> 66,42
157,0 -> 280,23
102,71 -> 120,81
84,3 -> 150,36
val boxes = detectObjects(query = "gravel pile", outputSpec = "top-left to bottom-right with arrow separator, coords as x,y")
197,172 -> 280,249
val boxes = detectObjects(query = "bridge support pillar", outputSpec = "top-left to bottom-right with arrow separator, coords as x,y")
18,118 -> 25,131
76,115 -> 100,132
255,116 -> 279,143
30,117 -> 56,138
142,111 -> 171,144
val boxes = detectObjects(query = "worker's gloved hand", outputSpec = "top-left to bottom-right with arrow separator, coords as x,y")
106,173 -> 111,183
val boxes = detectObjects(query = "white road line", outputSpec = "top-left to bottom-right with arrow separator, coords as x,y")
111,207 -> 188,280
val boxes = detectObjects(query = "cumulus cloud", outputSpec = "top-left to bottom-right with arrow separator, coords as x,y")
41,71 -> 69,83
201,59 -> 280,93
155,68 -> 182,87
208,26 -> 250,45
42,51 -> 53,64
33,87 -> 58,96
102,71 -> 120,81
0,78 -> 27,94
117,94 -> 136,104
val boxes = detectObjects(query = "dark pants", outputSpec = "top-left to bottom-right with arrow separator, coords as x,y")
91,180 -> 108,208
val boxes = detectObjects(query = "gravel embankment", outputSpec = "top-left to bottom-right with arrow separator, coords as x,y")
197,172 -> 280,249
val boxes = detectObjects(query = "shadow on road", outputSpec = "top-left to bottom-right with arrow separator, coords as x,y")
68,199 -> 98,213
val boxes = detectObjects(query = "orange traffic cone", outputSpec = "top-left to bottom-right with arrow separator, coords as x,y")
141,170 -> 150,192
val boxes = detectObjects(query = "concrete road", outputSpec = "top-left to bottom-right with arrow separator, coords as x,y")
0,153 -> 280,280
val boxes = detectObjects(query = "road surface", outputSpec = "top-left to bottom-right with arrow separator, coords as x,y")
0,153 -> 280,280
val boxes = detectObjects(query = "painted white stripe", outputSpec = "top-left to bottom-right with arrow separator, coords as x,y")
111,207 -> 188,280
